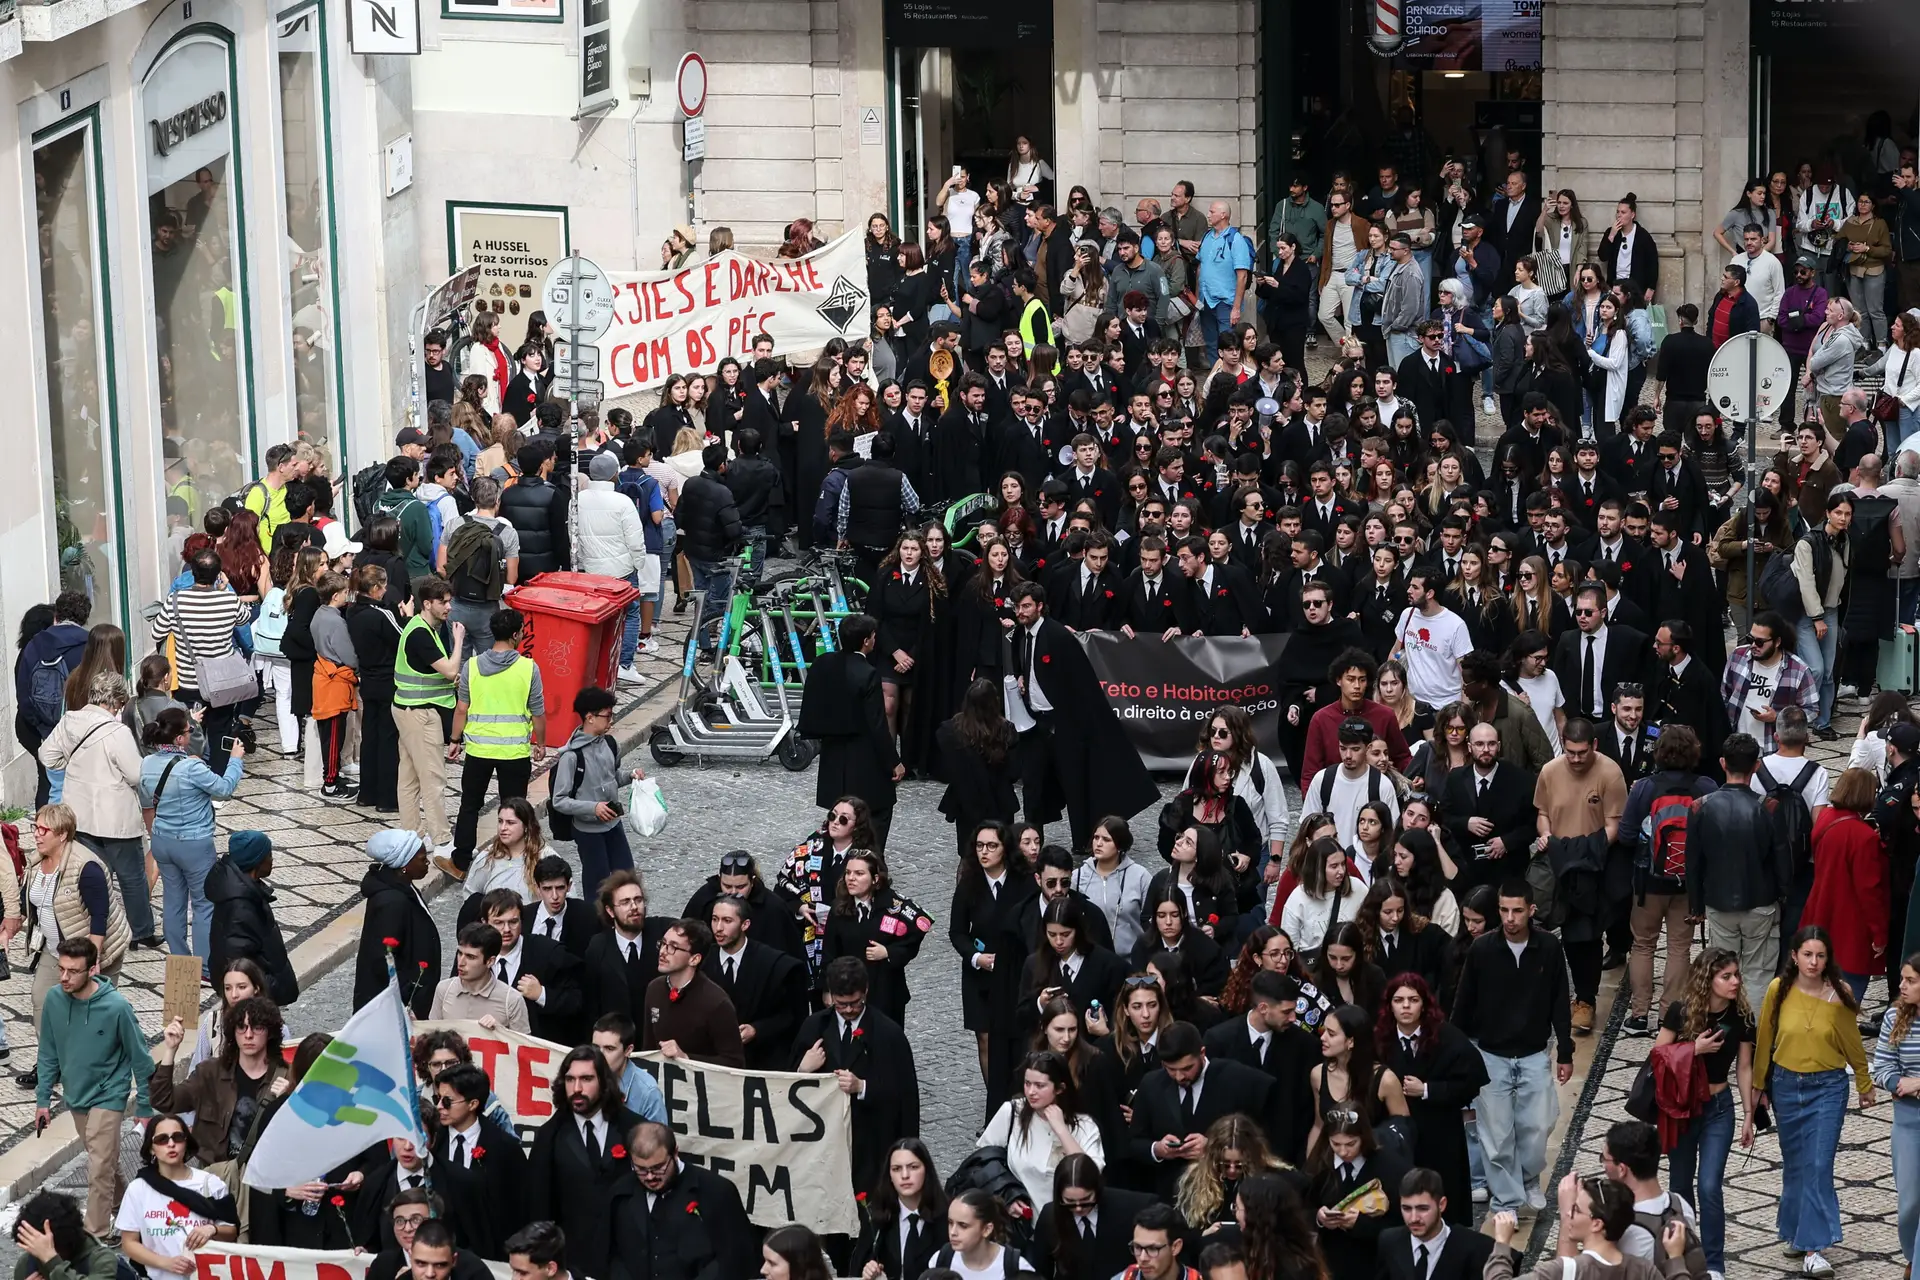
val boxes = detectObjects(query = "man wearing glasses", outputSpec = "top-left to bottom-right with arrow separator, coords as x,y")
1317,193 -> 1367,346
1550,583 -> 1650,726
1118,1205 -> 1196,1280
1277,584 -> 1367,783
638,918 -> 744,1067
607,1122 -> 755,1280
1037,1156 -> 1157,1280
428,1064 -> 530,1259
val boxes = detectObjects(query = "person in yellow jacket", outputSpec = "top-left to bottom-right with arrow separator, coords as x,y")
1012,268 -> 1056,373
436,607 -> 546,881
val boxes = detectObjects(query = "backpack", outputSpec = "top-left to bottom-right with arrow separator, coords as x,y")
222,479 -> 268,518
1640,781 -> 1696,894
1757,549 -> 1804,621
426,497 -> 448,561
931,1246 -> 1029,1280
352,463 -> 389,525
445,519 -> 506,604
544,738 -> 612,841
252,587 -> 290,658
1315,766 -> 1384,814
27,644 -> 75,736
1758,758 -> 1820,883
1631,1201 -> 1707,1279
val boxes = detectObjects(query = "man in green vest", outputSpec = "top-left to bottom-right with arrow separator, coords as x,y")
1012,268 -> 1056,374
394,578 -> 465,855
438,607 -> 547,879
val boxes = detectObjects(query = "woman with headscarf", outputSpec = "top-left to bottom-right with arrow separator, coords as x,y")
354,830 -> 439,1017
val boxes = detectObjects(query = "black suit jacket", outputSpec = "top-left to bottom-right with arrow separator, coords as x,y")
1558,472 -> 1625,530
1127,1057 -> 1277,1196
1597,721 -> 1660,783
1201,1018 -> 1317,1165
1375,1224 -> 1495,1280
1188,564 -> 1265,636
1064,467 -> 1121,529
789,1006 -> 920,1198
1649,658 -> 1732,764
1646,541 -> 1728,670
606,1162 -> 756,1280
1031,1188 -> 1159,1280
1299,496 -> 1359,544
850,1206 -> 949,1280
1119,568 -> 1194,633
510,934 -> 587,1046
1051,563 -> 1124,631
702,939 -> 808,1070
1647,457 -> 1713,539
999,419 -> 1057,492
527,1103 -> 642,1280
1489,194 -> 1542,286
521,897 -> 603,961
1550,622 -> 1649,722
432,1117 -> 530,1259
1440,762 -> 1539,892
583,925 -> 668,1029
887,411 -> 935,497
1395,351 -> 1455,430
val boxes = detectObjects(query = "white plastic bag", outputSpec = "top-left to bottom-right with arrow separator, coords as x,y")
626,776 -> 668,837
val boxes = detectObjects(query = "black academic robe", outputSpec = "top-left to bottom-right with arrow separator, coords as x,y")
822,890 -> 932,1026
1017,944 -> 1128,1032
789,1007 -> 920,1199
521,896 -> 603,961
1646,542 -> 1728,672
356,865 -> 441,1019
509,934 -> 588,1047
1439,762 -> 1539,893
1014,618 -> 1160,847
932,405 -> 994,501
1126,1058 -> 1278,1197
1031,1189 -> 1160,1280
935,716 -> 1021,850
526,1103 -> 643,1280
1378,1022 -> 1488,1225
606,1162 -> 757,1280
850,1205 -> 949,1280
796,649 -> 900,814
701,939 -> 808,1070
1187,564 -> 1266,636
1311,1148 -> 1413,1280
432,1117 -> 530,1260
1201,1018 -> 1319,1165
582,924 -> 670,1029
681,876 -> 807,965
1374,922 -> 1449,997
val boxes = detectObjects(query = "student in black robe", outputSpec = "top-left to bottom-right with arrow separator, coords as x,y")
950,819 -> 1040,1115
796,615 -> 902,850
822,849 -> 932,1027
1375,973 -> 1488,1226
935,679 -> 1022,857
790,957 -> 921,1204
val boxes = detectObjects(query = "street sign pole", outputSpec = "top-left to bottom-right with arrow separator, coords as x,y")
1746,332 -> 1759,632
566,250 -> 585,559
1707,328 -> 1791,634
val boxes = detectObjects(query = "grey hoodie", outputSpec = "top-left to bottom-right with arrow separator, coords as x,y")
549,729 -> 626,833
455,647 -> 545,710
311,604 -> 356,668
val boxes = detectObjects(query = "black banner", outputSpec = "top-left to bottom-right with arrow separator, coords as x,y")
885,0 -> 1051,49
1750,0 -> 1920,54
1076,633 -> 1290,772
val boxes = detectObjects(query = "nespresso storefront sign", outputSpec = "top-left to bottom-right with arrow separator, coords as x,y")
150,90 -> 227,157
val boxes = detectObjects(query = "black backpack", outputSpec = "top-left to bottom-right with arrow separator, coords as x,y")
352,463 -> 389,525
1757,758 -> 1820,882
445,519 -> 506,604
545,737 -> 616,840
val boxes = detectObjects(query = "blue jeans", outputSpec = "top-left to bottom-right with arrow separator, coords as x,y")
1841,970 -> 1875,1004
1667,1085 -> 1735,1269
1794,614 -> 1839,729
150,833 -> 216,969
1900,577 -> 1920,625
741,525 -> 768,586
688,558 -> 734,655
1475,1047 -> 1558,1214
620,571 -> 642,668
574,823 -> 634,899
1896,1099 -> 1920,1264
1197,300 -> 1233,363
1385,331 -> 1419,368
1465,1110 -> 1487,1191
1774,1066 -> 1850,1251
1893,405 -> 1920,458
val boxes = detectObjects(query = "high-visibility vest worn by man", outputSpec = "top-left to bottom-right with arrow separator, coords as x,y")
459,647 -> 538,759
393,614 -> 457,710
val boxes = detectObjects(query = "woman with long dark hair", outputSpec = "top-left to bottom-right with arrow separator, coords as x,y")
1105,972 -> 1173,1095
1756,926 -> 1874,1273
1021,897 -> 1126,1036
1032,997 -> 1127,1157
1375,973 -> 1485,1224
870,530 -> 945,744
952,820 -> 1039,1109
1149,812 -> 1240,943
1134,886 -> 1229,996
850,1138 -> 947,1280
1144,948 -> 1223,1032
1231,1174 -> 1326,1280
935,678 -> 1019,856
762,1226 -> 833,1280
1305,1108 -> 1407,1280
789,357 -> 841,550
825,850 -> 929,1026
1386,829 -> 1459,937
977,1050 -> 1104,1207
942,1189 -> 1031,1276
1652,948 -> 1755,1276
1308,1005 -> 1408,1150
1308,923 -> 1386,1018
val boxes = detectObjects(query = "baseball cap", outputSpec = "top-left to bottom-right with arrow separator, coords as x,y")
1891,722 -> 1920,754
1459,212 -> 1486,230
322,521 -> 362,559
395,427 -> 429,448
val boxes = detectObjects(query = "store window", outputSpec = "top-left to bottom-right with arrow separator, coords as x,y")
277,4 -> 343,473
33,116 -> 125,621
144,31 -> 252,522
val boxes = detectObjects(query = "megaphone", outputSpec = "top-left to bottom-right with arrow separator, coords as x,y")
1255,397 -> 1281,430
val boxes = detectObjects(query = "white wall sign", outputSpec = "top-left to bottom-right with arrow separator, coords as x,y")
347,0 -> 421,53
860,106 -> 882,146
683,113 -> 706,161
384,133 -> 413,196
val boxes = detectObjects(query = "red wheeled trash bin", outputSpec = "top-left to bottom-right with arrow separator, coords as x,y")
511,573 -> 640,745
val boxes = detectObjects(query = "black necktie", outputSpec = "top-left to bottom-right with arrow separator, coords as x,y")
1402,1035 -> 1418,1058
858,902 -> 871,923
544,917 -> 557,938
1384,932 -> 1398,961
990,879 -> 1000,902
1340,1162 -> 1357,1191
1080,1217 -> 1094,1242
1179,1086 -> 1196,1129
909,1213 -> 923,1253
1146,577 -> 1160,597
1416,1244 -> 1431,1279
840,1018 -> 855,1057
497,958 -> 510,984
1479,776 -> 1491,802
1582,635 -> 1598,715
724,955 -> 737,983
454,1133 -> 467,1166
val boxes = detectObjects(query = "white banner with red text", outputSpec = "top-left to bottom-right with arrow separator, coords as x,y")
598,232 -> 871,393
184,1242 -> 510,1280
415,1021 -> 858,1234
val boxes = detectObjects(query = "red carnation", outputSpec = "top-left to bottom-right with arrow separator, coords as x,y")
686,1202 -> 701,1216
418,960 -> 429,969
852,1027 -> 865,1039
1041,655 -> 1051,664
611,1144 -> 627,1159
856,1192 -> 869,1202
471,1146 -> 486,1160
330,1195 -> 346,1207
1104,590 -> 1114,598
1206,914 -> 1219,925
382,937 -> 400,948
892,572 -> 901,580
668,985 -> 682,1003
1620,561 -> 1632,572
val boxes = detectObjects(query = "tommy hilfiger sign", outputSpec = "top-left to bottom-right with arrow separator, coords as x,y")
150,90 -> 227,157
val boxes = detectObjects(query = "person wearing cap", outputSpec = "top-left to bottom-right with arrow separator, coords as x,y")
576,451 -> 655,684
1451,211 -> 1501,315
1779,255 -> 1833,426
355,830 -> 440,1017
207,832 -> 297,1006
395,426 -> 430,466
662,224 -> 696,270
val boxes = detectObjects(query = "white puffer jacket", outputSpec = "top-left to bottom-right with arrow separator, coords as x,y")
574,481 -> 649,577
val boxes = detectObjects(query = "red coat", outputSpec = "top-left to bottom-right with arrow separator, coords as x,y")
1298,697 -> 1413,783
1801,807 -> 1889,975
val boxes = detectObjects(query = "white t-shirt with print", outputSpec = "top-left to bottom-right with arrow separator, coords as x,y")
1735,656 -> 1783,742
1393,606 -> 1471,704
116,1169 -> 233,1256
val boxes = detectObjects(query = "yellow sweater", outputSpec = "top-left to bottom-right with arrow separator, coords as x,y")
1755,979 -> 1871,1094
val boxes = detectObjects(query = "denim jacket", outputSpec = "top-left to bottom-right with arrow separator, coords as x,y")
140,748 -> 243,841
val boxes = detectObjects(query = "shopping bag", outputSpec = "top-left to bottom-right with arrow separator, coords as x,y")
626,776 -> 669,837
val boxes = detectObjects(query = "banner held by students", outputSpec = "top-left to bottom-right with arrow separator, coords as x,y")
1076,632 -> 1290,771
599,231 -> 870,393
187,1241 -> 511,1280
245,979 -> 427,1190
417,1021 -> 859,1235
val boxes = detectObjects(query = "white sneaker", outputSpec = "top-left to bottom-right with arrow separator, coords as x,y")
1525,1187 -> 1547,1211
1802,1252 -> 1833,1275
635,637 -> 660,657
1483,394 -> 1497,417
617,665 -> 646,685
1472,1186 -> 1489,1204
433,840 -> 457,862
1836,683 -> 1861,700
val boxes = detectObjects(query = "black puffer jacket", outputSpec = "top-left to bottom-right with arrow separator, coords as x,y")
675,469 -> 745,563
724,457 -> 782,530
206,857 -> 298,1006
500,476 -> 569,575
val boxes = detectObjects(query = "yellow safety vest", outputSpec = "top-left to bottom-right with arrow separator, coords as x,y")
393,615 -> 456,709
463,652 -> 535,759
1018,296 -> 1057,372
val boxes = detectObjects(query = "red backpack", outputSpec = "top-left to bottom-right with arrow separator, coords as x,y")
1643,786 -> 1696,893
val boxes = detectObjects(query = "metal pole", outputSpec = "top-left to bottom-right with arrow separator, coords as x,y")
1744,332 -> 1760,634
567,251 -> 584,569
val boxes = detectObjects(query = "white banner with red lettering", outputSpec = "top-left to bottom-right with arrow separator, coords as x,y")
186,1242 -> 510,1280
599,232 -> 872,394
415,1021 -> 858,1234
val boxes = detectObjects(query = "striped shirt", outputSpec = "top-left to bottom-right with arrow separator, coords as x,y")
1872,1006 -> 1920,1094
152,586 -> 244,664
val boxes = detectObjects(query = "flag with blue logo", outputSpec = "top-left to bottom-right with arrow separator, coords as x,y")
242,978 -> 427,1189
